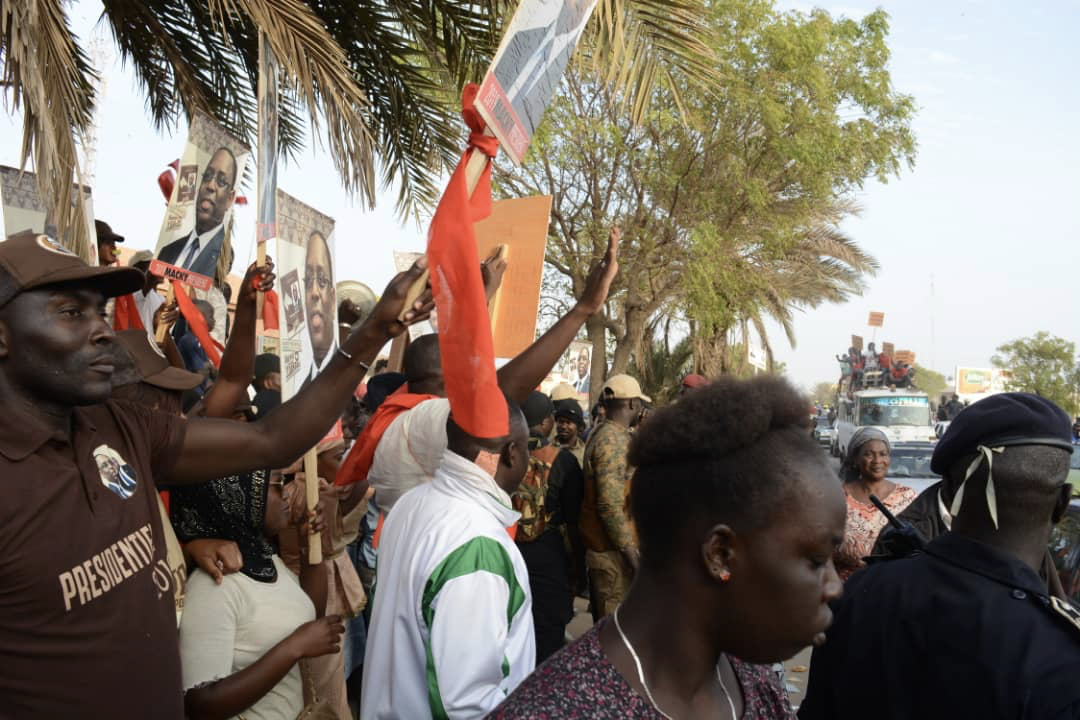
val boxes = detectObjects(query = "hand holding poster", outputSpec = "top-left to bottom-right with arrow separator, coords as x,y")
275,190 -> 339,404
477,0 -> 599,164
153,111 -> 251,286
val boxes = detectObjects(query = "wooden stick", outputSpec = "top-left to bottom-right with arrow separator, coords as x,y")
303,447 -> 322,565
155,283 -> 176,344
397,128 -> 496,322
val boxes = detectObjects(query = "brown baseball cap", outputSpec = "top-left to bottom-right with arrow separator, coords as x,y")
115,329 -> 204,391
95,220 -> 124,245
0,232 -> 144,307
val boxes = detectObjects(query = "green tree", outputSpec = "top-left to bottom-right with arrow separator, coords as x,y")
912,363 -> 946,401
811,382 -> 836,406
2,0 -> 713,254
504,0 -> 912,392
992,332 -> 1080,415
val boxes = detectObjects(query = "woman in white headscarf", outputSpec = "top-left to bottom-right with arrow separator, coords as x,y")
835,428 -> 918,581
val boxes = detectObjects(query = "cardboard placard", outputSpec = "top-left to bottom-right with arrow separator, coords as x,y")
275,191 -> 338,403
868,311 -> 885,328
881,342 -> 895,357
474,195 -> 552,359
0,166 -> 97,264
150,259 -> 213,292
476,0 -> 599,165
894,350 -> 915,365
153,111 -> 251,286
851,335 -> 864,352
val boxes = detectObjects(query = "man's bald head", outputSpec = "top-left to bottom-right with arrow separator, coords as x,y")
404,334 -> 444,396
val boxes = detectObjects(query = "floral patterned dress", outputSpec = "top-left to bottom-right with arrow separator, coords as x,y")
487,621 -> 795,719
836,485 -> 918,581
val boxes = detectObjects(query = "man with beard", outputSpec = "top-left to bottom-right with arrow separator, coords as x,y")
300,230 -> 336,389
157,147 -> 237,278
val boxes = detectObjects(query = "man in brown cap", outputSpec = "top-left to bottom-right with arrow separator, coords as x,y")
95,219 -> 124,266
0,232 -> 431,718
578,374 -> 651,621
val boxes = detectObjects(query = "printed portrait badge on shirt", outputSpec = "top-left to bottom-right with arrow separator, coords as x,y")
35,235 -> 78,257
92,444 -> 138,500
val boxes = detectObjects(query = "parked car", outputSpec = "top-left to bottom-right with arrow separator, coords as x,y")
1050,499 -> 1080,603
934,420 -> 951,439
812,416 -> 834,447
1069,443 -> 1080,494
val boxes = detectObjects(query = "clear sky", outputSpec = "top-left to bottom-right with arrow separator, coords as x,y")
1,0 -> 1076,393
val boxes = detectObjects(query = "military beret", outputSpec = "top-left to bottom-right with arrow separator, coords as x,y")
931,392 -> 1073,475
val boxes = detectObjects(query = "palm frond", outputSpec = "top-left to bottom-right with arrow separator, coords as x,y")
1,0 -> 96,259
208,0 -> 377,203
586,0 -> 716,123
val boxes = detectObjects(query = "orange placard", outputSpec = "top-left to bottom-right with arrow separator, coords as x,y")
474,195 -> 553,359
882,342 -> 895,357
851,334 -> 864,352
868,311 -> 885,327
894,350 -> 915,365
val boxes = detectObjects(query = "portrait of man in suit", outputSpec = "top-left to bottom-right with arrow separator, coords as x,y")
156,146 -> 238,278
492,0 -> 595,138
299,230 -> 336,390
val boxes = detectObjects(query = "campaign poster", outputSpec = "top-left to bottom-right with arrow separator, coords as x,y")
0,166 -> 97,264
476,0 -> 599,165
561,339 -> 593,398
276,190 -> 338,403
257,34 -> 280,247
153,110 -> 251,288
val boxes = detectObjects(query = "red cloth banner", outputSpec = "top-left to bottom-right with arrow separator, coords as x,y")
426,83 -> 508,440
171,279 -> 223,368
113,294 -> 145,331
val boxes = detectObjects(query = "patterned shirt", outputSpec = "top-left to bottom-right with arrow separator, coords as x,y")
487,622 -> 795,719
578,420 -> 636,552
836,485 -> 918,581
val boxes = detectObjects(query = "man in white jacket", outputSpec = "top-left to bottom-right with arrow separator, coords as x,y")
361,402 -> 535,719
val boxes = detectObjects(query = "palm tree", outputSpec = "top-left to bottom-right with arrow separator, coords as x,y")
1,0 -> 713,257
691,199 -> 879,376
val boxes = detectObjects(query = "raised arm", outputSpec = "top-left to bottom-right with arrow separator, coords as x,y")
201,261 -> 275,419
497,228 -> 619,404
165,259 -> 433,485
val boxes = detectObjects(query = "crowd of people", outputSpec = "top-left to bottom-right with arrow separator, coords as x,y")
0,220 -> 1077,720
836,343 -> 915,391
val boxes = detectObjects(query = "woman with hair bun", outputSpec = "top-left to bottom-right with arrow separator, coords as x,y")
834,428 -> 917,581
489,375 -> 846,719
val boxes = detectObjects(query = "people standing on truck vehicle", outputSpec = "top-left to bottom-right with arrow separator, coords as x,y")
834,428 -> 917,581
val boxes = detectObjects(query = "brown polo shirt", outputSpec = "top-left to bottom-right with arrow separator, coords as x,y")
0,399 -> 187,718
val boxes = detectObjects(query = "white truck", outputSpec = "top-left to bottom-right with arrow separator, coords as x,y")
832,387 -> 937,458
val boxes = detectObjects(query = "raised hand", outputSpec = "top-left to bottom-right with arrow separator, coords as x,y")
363,256 -> 434,340
239,258 -> 275,304
482,245 -> 508,301
577,227 -> 620,315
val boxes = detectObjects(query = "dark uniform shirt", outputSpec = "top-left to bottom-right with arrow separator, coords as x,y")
800,533 -> 1080,720
0,400 -> 187,718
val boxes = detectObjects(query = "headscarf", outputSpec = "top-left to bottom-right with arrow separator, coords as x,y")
169,469 -> 278,582
842,427 -> 891,484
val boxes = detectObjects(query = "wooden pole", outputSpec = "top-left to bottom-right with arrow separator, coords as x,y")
155,283 -> 176,344
396,128 -> 496,322
303,447 -> 322,564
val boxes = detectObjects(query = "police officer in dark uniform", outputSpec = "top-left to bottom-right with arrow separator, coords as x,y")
800,392 -> 1080,720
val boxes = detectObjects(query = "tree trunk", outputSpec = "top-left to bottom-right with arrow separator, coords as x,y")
610,304 -> 648,378
586,313 -> 608,406
695,328 -> 730,377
